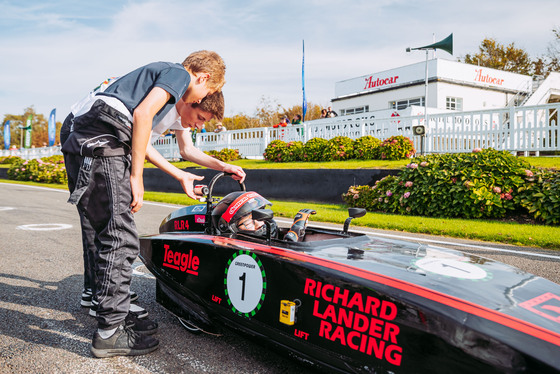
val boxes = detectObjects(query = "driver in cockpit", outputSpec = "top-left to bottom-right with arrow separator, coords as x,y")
211,191 -> 278,238
212,191 -> 315,242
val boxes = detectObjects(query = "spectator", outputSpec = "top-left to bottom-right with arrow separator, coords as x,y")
273,117 -> 289,128
320,109 -> 328,118
291,114 -> 302,124
200,123 -> 207,133
327,106 -> 338,117
214,122 -> 227,132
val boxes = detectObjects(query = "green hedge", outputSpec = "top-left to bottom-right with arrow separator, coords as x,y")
353,136 -> 382,160
204,148 -> 241,162
264,135 -> 414,162
343,148 -> 559,225
0,156 -> 20,164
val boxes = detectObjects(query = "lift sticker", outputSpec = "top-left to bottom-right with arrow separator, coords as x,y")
304,278 -> 403,366
224,251 -> 266,317
413,258 -> 490,280
520,293 -> 560,323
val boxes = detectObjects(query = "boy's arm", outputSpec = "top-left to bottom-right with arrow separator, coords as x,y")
130,87 -> 171,213
175,129 -> 246,183
145,143 -> 204,200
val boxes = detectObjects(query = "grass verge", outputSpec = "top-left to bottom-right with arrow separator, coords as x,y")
143,190 -> 560,250
1,155 -> 558,170
141,156 -> 560,170
3,179 -> 559,251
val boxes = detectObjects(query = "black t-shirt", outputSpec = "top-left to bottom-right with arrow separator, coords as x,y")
99,61 -> 190,127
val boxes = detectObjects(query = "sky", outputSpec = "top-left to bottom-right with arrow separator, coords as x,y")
0,0 -> 558,120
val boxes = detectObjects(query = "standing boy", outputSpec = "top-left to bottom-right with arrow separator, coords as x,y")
63,90 -> 244,325
61,51 -> 240,358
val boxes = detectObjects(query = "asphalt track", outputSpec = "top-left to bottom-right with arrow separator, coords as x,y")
1,182 -> 559,373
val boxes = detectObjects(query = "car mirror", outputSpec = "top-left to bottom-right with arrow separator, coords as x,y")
348,208 -> 366,219
252,209 -> 274,221
343,208 -> 367,235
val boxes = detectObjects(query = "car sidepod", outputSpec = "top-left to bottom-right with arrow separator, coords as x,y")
139,233 -> 560,374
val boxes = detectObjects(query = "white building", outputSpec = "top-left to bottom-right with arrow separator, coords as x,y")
331,58 -> 560,118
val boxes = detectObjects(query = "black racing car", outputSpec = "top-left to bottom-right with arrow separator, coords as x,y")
139,172 -> 560,373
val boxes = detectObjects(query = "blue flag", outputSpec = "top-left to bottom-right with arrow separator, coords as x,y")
302,40 -> 307,122
3,121 -> 10,150
48,109 -> 56,146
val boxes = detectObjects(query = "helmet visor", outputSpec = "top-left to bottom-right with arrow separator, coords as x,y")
221,192 -> 271,225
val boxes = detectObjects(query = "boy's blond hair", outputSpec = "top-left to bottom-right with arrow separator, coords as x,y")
183,50 -> 226,92
192,91 -> 224,121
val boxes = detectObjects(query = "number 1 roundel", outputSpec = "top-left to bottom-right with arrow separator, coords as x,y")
224,251 -> 267,317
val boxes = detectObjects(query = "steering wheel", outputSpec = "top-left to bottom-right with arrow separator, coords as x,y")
204,172 -> 246,234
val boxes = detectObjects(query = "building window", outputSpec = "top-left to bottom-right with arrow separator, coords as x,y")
446,97 -> 463,111
389,97 -> 425,110
340,105 -> 369,116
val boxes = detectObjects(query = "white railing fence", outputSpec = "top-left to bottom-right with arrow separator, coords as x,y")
2,103 -> 558,160
426,104 -> 558,155
0,145 -> 62,160
156,103 -> 559,158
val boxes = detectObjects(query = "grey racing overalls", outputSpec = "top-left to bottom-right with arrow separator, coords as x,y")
61,99 -> 138,330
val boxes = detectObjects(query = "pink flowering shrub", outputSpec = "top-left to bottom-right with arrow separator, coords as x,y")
344,148 -> 558,224
342,175 -> 401,212
263,140 -> 289,162
284,141 -> 305,162
265,135 -> 413,163
303,137 -> 330,162
0,156 -> 20,164
206,148 -> 240,162
324,136 -> 354,161
353,136 -> 382,160
8,155 -> 67,184
265,138 -> 329,162
263,140 -> 304,163
517,169 -> 560,225
379,135 -> 416,160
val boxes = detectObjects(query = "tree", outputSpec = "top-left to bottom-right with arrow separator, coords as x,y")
254,96 -> 283,127
463,38 -> 533,75
545,27 -> 560,75
279,103 -> 323,123
206,97 -> 327,132
532,57 -> 547,78
214,113 -> 259,131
